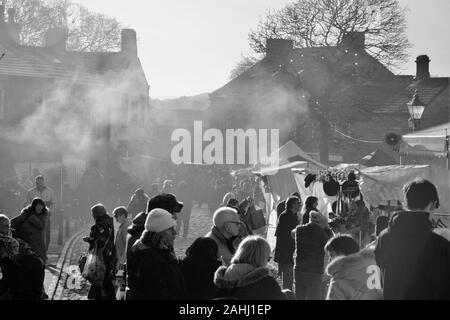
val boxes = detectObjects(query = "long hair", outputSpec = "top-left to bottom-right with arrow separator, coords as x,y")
231,235 -> 271,268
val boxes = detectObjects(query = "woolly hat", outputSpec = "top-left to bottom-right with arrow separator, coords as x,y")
144,208 -> 176,233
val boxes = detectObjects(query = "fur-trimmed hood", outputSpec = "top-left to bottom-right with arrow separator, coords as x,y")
326,247 -> 376,289
214,264 -> 270,290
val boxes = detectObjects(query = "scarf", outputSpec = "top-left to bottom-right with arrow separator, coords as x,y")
211,226 -> 237,255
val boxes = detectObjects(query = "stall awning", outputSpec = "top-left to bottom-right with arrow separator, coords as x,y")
401,123 -> 450,157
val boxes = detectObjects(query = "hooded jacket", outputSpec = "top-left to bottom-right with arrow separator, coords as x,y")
375,211 -> 450,300
274,210 -> 298,264
214,264 -> 286,300
326,247 -> 382,300
11,207 -> 50,262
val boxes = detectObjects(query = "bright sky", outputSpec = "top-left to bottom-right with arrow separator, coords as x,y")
74,0 -> 450,98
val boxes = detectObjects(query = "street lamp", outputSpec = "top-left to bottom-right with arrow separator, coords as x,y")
407,89 -> 426,132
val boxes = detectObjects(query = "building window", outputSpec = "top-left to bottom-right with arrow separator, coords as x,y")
0,88 -> 4,120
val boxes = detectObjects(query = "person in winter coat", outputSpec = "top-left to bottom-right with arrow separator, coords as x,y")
205,207 -> 242,266
127,188 -> 150,218
1,214 -> 46,300
325,234 -> 382,300
113,207 -> 131,270
83,204 -> 117,300
126,194 -> 183,264
292,211 -> 333,300
180,237 -> 222,300
375,178 -> 450,300
274,196 -> 301,291
127,209 -> 185,300
11,198 -> 50,264
277,192 -> 301,219
214,235 -> 287,300
176,181 -> 193,238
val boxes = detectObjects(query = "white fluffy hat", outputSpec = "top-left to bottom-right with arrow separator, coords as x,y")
145,208 -> 176,233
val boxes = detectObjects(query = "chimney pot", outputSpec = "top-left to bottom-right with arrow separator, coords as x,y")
342,32 -> 365,49
121,29 -> 137,56
415,55 -> 430,80
266,39 -> 294,58
44,28 -> 67,52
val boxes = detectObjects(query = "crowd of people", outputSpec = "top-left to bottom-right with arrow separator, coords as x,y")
1,171 -> 450,300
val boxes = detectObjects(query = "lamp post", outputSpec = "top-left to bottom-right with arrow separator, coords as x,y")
407,89 -> 426,132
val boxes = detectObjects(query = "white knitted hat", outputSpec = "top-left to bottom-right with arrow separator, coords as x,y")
144,208 -> 176,233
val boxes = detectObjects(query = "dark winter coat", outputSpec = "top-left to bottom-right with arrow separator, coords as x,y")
326,247 -> 382,300
180,255 -> 222,300
11,207 -> 50,262
126,211 -> 147,263
127,240 -> 186,300
214,264 -> 286,300
84,214 -> 117,300
293,222 -> 331,274
375,211 -> 450,300
274,210 -> 299,264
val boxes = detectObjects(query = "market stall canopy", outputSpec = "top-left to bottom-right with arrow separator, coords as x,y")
360,149 -> 397,167
359,165 -> 449,213
400,122 -> 450,158
254,140 -> 327,174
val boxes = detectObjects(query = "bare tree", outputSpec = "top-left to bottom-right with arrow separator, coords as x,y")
229,54 -> 261,80
232,0 -> 410,78
7,0 -> 122,52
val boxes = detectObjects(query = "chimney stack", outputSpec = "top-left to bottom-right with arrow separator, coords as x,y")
44,28 -> 67,52
266,39 -> 294,58
342,32 -> 365,49
121,29 -> 137,56
415,55 -> 430,80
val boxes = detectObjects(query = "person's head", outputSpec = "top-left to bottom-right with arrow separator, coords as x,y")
304,196 -> 319,212
310,211 -> 328,228
325,234 -> 360,260
144,208 -> 177,247
135,188 -> 145,198
403,178 -> 440,212
35,175 -> 45,189
163,180 -> 173,190
212,207 -> 241,238
0,214 -> 11,236
286,196 -> 302,214
31,198 -> 46,215
147,194 -> 183,219
113,206 -> 128,224
91,204 -> 107,221
375,216 -> 390,237
291,192 -> 301,199
222,192 -> 235,206
150,183 -> 160,195
231,235 -> 271,268
185,237 -> 219,261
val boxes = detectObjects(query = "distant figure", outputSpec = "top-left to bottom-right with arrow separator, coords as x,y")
113,207 -> 131,270
25,176 -> 56,214
127,188 -> 150,218
180,237 -> 222,300
275,196 -> 301,291
176,181 -> 193,238
149,183 -> 160,199
325,234 -> 382,300
302,196 -> 319,225
214,236 -> 287,300
205,207 -> 241,266
375,178 -> 450,300
83,204 -> 117,300
161,180 -> 174,194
